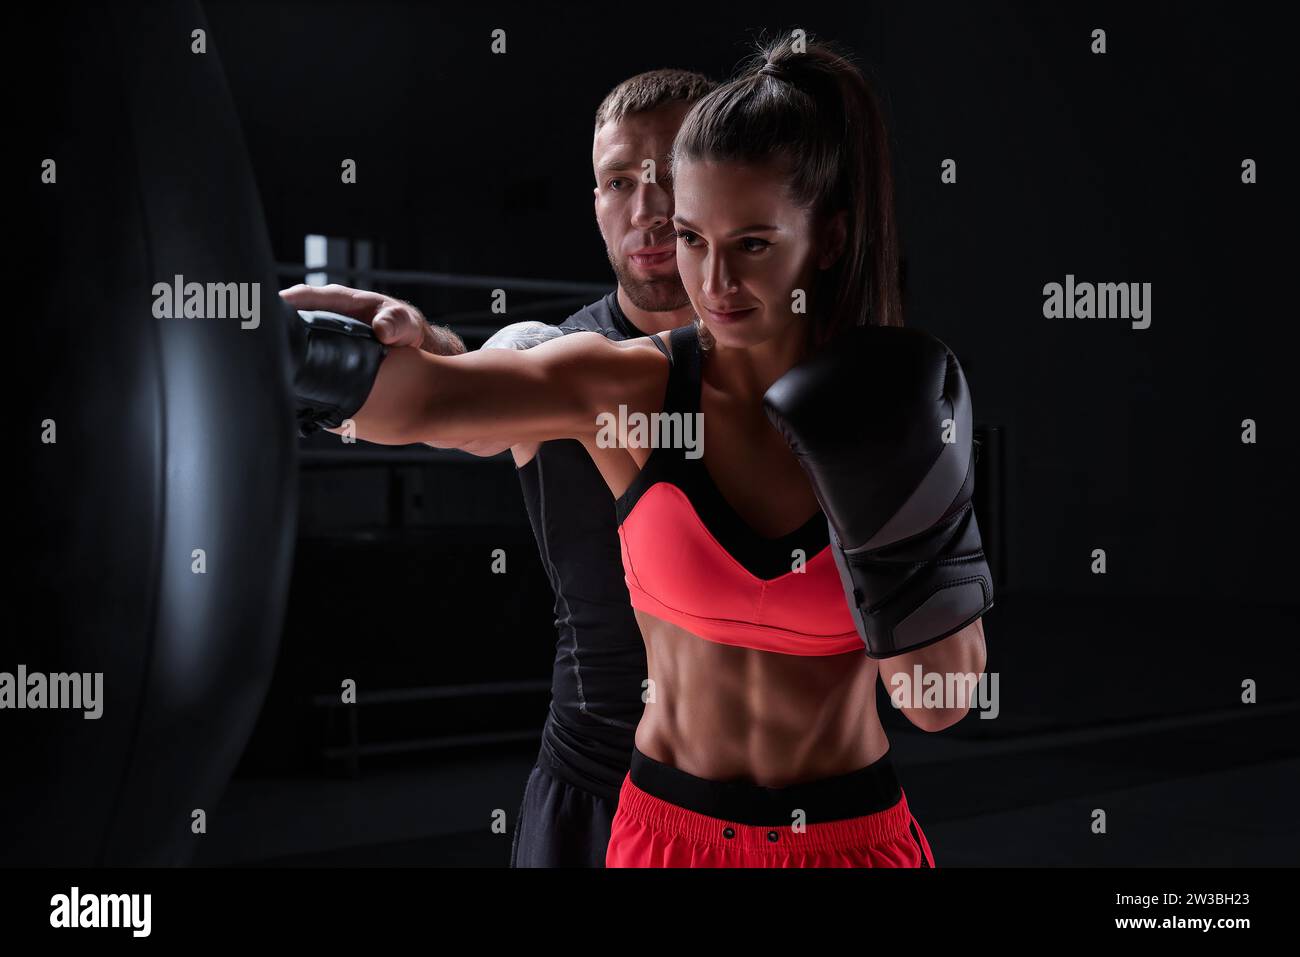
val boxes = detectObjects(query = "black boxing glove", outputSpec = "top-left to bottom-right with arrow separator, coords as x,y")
763,326 -> 993,659
286,309 -> 388,437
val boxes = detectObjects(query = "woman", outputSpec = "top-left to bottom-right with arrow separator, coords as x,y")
298,37 -> 988,867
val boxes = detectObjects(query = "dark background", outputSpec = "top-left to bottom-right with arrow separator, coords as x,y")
210,0 -> 1293,599
36,1 -> 1300,866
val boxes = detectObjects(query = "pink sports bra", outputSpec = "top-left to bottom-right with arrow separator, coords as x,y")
614,325 -> 863,656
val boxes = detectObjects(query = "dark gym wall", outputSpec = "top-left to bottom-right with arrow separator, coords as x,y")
203,0 -> 1292,604
206,3 -> 883,301
879,4 -> 1288,603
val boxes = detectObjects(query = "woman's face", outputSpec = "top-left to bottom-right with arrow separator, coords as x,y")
671,157 -> 842,351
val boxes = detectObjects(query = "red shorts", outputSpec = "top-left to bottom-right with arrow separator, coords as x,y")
606,747 -> 935,868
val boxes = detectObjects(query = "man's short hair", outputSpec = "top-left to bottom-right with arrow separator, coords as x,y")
594,69 -> 717,132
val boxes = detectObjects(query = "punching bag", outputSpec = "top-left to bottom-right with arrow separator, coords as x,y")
10,2 -> 297,865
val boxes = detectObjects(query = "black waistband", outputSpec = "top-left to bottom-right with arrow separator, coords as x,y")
629,746 -> 902,826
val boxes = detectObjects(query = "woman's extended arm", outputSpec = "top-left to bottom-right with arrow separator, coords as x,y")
345,330 -> 666,449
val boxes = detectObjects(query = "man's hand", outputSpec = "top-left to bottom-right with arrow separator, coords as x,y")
280,283 -> 465,355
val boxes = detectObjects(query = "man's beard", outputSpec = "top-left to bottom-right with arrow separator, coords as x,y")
607,249 -> 692,313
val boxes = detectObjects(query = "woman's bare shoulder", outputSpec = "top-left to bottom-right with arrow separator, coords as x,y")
556,328 -> 671,353
546,328 -> 670,369
542,329 -> 671,417
612,329 -> 673,351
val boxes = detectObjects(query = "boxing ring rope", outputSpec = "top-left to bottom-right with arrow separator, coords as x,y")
275,261 -> 612,295
312,681 -> 551,775
275,261 -> 611,335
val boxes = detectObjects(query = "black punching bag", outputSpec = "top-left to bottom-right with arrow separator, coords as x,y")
9,2 -> 296,865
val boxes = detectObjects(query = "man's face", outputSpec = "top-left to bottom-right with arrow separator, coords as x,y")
592,104 -> 692,313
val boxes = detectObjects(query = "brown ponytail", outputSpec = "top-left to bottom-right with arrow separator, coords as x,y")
673,34 -> 903,347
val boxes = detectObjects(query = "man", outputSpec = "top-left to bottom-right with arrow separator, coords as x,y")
282,68 -> 716,866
